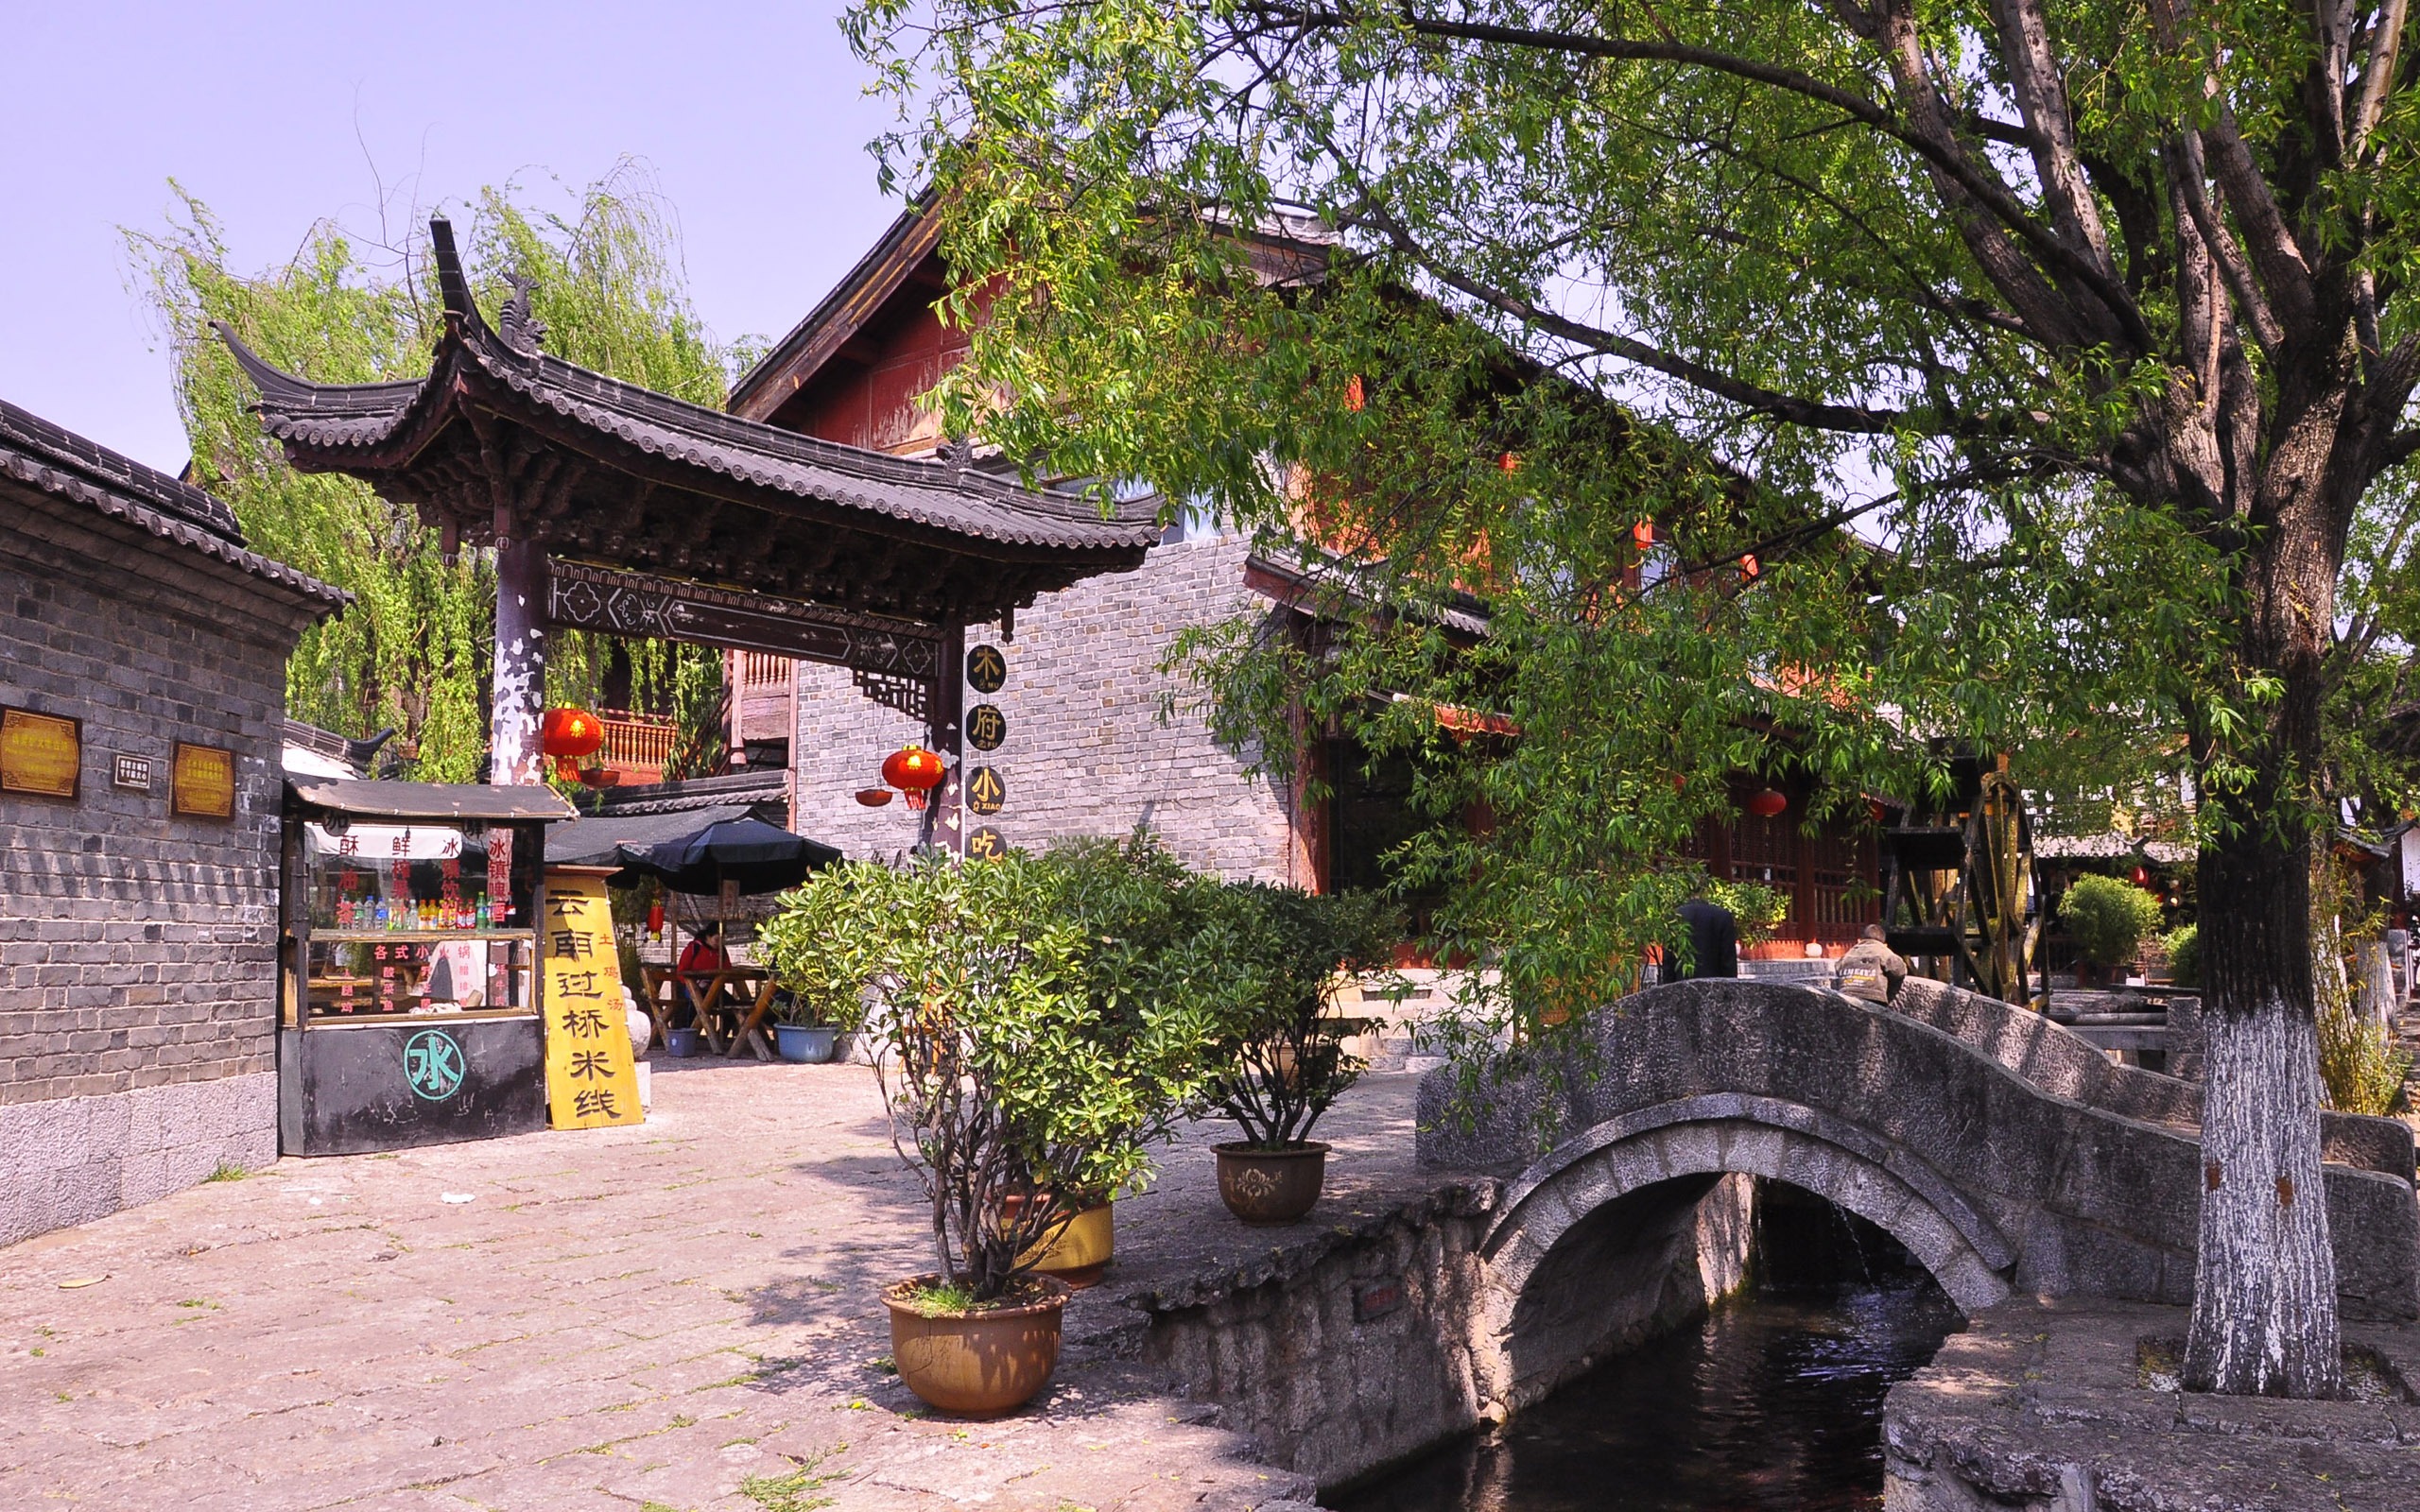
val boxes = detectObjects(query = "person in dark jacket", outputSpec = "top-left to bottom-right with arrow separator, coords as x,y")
1669,897 -> 1739,981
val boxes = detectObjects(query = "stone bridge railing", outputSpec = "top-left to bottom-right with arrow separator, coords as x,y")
1415,978 -> 2418,1412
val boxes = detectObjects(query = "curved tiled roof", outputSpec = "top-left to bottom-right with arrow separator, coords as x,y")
0,397 -> 347,614
217,217 -> 1156,561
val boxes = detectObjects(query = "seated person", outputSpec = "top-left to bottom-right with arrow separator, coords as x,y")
1833,923 -> 1909,1005
672,922 -> 732,1027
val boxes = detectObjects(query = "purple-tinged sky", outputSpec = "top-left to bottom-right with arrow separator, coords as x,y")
0,1 -> 903,472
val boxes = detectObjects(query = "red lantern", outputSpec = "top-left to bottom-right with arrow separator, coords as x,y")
882,744 -> 948,810
1497,451 -> 1520,473
1740,554 -> 1760,582
1868,798 -> 1890,826
646,901 -> 665,940
1747,788 -> 1789,819
541,706 -> 606,782
2131,865 -> 2152,887
1343,374 -> 1366,412
1633,520 -> 1654,552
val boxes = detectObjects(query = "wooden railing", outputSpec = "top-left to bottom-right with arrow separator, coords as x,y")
598,712 -> 678,780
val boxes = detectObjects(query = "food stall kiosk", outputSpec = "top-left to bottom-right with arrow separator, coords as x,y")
279,779 -> 576,1154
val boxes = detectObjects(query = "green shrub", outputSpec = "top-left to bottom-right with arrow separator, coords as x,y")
759,849 -> 1219,1302
2161,924 -> 2200,988
1195,882 -> 1403,1149
2058,873 -> 2163,970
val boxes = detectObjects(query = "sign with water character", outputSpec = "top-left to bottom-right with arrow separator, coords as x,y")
540,869 -> 643,1129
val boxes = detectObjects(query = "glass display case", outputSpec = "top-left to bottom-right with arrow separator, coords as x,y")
294,817 -> 536,1022
279,779 -> 574,1155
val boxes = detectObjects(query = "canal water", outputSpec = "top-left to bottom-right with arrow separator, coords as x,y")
1335,1190 -> 1963,1512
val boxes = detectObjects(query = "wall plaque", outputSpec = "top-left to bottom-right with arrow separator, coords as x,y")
0,707 -> 81,799
966,825 -> 1008,860
112,753 -> 154,791
966,765 -> 1006,816
171,742 -> 235,819
966,643 -> 1007,694
1352,1277 -> 1407,1323
967,703 -> 1008,751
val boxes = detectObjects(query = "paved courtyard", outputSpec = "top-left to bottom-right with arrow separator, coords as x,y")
0,1057 -> 1435,1511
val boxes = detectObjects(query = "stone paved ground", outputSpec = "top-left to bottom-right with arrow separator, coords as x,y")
0,1057 -> 1438,1512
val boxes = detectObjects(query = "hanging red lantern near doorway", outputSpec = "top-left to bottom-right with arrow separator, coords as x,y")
541,706 -> 605,782
2131,865 -> 2152,887
882,744 -> 948,811
1747,788 -> 1789,819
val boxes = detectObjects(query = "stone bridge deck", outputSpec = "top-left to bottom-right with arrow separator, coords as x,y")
1417,978 -> 2418,1410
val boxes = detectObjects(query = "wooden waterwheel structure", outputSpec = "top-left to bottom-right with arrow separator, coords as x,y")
1879,756 -> 2047,1008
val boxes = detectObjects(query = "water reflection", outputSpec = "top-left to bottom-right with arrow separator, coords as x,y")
1335,1199 -> 1962,1512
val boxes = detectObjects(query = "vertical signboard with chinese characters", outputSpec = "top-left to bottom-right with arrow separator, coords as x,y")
963,642 -> 1009,856
540,869 -> 644,1128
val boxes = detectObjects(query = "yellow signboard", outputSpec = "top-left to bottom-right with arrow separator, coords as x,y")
171,742 -> 235,818
0,707 -> 80,799
539,869 -> 644,1129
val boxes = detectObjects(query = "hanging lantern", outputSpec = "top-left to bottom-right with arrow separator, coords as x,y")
541,706 -> 605,782
2131,865 -> 2152,887
646,900 -> 666,940
1343,374 -> 1366,412
882,744 -> 948,811
1747,788 -> 1789,819
1868,798 -> 1890,826
1740,554 -> 1760,582
1497,451 -> 1520,473
1633,520 -> 1654,553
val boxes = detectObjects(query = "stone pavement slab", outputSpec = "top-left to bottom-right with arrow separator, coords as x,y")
1,1057 -> 1438,1510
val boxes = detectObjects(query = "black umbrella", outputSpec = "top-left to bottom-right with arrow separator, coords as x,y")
613,816 -> 840,896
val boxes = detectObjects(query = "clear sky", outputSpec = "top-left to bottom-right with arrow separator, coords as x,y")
0,1 -> 904,472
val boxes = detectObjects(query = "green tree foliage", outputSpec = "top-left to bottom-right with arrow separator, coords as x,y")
2059,873 -> 2165,971
845,0 -> 2420,1396
130,167 -> 746,779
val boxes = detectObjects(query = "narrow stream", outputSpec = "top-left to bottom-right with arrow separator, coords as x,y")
1335,1194 -> 1963,1512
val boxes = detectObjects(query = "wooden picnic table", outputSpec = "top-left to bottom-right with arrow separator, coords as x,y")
636,961 -> 781,1060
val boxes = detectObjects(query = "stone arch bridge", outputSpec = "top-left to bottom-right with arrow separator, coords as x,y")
1414,978 -> 2420,1413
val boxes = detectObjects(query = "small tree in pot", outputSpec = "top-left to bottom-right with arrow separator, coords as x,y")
1201,883 -> 1403,1225
2059,873 -> 2163,988
762,850 -> 1216,1414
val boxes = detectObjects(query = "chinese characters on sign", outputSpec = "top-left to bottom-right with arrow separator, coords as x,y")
966,765 -> 1006,816
965,703 -> 1008,751
538,871 -> 642,1129
0,707 -> 80,799
171,742 -> 235,819
966,826 -> 1008,861
965,643 -> 1007,695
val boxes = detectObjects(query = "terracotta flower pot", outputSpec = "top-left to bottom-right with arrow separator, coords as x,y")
1002,1195 -> 1115,1288
884,1275 -> 1067,1418
1214,1141 -> 1330,1225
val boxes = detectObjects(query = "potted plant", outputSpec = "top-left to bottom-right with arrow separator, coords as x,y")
2059,872 -> 2163,988
1200,883 -> 1402,1225
761,850 -> 1215,1415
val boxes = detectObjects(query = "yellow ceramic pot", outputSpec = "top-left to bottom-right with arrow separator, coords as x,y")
1020,1200 -> 1114,1287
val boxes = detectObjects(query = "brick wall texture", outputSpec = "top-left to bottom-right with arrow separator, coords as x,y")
791,533 -> 1307,881
2,490 -> 318,1120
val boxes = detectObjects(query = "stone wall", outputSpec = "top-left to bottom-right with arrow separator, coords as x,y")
1,492 -> 317,1246
790,532 -> 1305,879
1133,1175 -> 1755,1493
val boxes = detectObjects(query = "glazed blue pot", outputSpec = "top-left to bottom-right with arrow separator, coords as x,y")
773,1023 -> 838,1063
663,1026 -> 702,1058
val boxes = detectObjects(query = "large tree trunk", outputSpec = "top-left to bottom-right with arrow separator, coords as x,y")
2187,823 -> 2341,1396
2183,391 -> 2348,1396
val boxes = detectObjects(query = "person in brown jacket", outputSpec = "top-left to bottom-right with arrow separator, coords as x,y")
1833,923 -> 1908,1005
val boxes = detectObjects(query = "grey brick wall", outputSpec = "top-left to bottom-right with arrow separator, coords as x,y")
3,489 -> 320,1240
791,533 -> 1306,881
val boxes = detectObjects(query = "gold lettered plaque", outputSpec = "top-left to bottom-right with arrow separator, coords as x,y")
0,707 -> 80,799
171,742 -> 235,818
539,869 -> 643,1129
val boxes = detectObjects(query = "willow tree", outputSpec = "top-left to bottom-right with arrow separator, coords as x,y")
131,167 -> 743,780
849,0 -> 2420,1395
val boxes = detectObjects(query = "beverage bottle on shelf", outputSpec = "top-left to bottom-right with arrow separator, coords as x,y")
372,897 -> 389,931
475,892 -> 491,929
